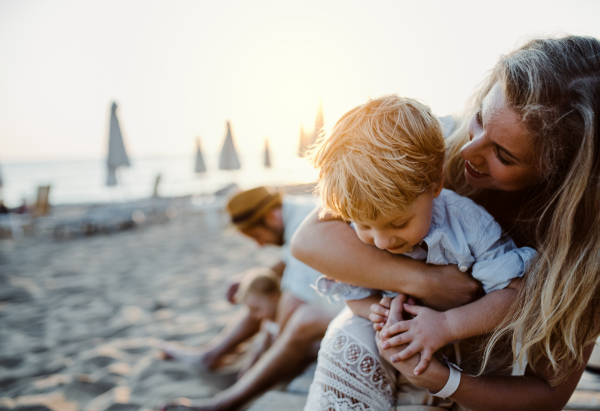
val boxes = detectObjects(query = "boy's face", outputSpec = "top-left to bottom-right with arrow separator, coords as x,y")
353,188 -> 440,254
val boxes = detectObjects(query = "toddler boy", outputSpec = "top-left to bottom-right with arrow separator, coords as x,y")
311,95 -> 535,376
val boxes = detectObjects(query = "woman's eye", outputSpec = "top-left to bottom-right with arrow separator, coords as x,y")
475,110 -> 483,126
494,147 -> 512,165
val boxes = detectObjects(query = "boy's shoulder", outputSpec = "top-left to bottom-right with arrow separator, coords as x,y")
433,189 -> 496,228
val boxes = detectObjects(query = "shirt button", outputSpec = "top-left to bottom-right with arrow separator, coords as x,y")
459,266 -> 468,272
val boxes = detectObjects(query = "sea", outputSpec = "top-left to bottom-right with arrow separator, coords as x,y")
0,151 -> 318,208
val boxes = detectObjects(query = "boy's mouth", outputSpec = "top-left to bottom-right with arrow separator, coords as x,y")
387,244 -> 411,253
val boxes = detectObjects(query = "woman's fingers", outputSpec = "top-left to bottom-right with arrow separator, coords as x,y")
369,313 -> 388,324
370,302 -> 390,318
413,348 -> 433,375
403,303 -> 421,315
380,295 -> 393,308
373,322 -> 384,331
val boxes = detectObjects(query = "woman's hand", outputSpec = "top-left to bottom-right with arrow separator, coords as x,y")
370,296 -> 392,331
380,303 -> 453,375
377,328 -> 450,392
376,295 -> 451,391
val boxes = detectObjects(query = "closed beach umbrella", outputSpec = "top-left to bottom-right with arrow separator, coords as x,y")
264,138 -> 271,168
195,137 -> 206,173
298,125 -> 308,157
106,102 -> 130,186
310,100 -> 324,147
219,121 -> 241,170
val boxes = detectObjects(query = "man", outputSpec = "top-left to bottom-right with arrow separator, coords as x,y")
160,187 -> 342,411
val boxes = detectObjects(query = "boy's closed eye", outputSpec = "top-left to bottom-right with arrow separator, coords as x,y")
390,220 -> 409,229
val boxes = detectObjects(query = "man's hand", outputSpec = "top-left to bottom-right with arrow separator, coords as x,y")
380,303 -> 453,375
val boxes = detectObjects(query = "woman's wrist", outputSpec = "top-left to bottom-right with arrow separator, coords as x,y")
423,359 -> 451,393
429,362 -> 461,398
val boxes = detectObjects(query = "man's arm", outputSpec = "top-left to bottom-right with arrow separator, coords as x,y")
291,208 -> 482,311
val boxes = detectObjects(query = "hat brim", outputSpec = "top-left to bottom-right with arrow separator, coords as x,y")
231,192 -> 282,231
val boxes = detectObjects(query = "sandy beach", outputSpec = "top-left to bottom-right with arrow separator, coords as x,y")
5,195 -> 600,411
0,206 -> 281,411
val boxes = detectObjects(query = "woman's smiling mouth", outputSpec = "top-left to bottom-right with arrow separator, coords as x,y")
465,160 -> 489,178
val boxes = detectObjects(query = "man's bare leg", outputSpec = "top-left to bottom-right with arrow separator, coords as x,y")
159,303 -> 337,411
161,307 -> 261,370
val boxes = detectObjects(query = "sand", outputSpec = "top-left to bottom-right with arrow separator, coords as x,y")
0,208 -> 281,411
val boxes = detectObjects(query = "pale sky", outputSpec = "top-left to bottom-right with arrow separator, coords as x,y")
1,0 -> 599,163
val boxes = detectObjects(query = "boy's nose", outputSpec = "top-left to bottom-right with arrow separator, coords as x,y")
373,233 -> 394,250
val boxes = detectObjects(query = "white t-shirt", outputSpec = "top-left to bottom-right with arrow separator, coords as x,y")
279,195 -> 323,303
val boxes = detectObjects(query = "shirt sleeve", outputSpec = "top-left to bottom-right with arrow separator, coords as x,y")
470,228 -> 537,293
313,275 -> 379,302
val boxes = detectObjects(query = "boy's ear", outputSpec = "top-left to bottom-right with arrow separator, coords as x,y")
433,176 -> 444,198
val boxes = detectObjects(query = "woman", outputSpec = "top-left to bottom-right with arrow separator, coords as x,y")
292,35 -> 600,411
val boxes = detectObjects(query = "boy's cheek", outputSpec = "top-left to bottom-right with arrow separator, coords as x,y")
355,231 -> 373,245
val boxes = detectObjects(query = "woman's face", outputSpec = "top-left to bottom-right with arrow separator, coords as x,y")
461,83 -> 540,192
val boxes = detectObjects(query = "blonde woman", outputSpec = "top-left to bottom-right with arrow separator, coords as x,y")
292,35 -> 600,411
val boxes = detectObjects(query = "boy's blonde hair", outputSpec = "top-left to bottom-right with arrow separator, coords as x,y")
234,267 -> 281,303
311,95 -> 445,221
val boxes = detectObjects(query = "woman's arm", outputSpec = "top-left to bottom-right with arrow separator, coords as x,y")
290,208 -> 483,311
378,329 -> 592,411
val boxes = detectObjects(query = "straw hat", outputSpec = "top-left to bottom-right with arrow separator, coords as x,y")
226,187 -> 282,231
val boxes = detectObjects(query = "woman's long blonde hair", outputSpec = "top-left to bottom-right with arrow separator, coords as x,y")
446,35 -> 600,385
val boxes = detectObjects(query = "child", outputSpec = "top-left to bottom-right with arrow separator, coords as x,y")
234,266 -> 281,325
233,266 -> 282,375
310,95 -> 535,379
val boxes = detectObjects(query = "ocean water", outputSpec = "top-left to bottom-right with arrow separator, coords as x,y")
0,151 -> 318,207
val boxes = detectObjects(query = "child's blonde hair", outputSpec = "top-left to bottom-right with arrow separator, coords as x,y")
234,267 -> 281,303
310,95 -> 445,221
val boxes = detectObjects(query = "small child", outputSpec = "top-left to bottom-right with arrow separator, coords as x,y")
234,266 -> 281,330
233,267 -> 282,374
310,95 -> 535,377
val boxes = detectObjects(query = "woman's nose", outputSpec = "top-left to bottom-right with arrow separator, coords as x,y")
461,132 -> 484,160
